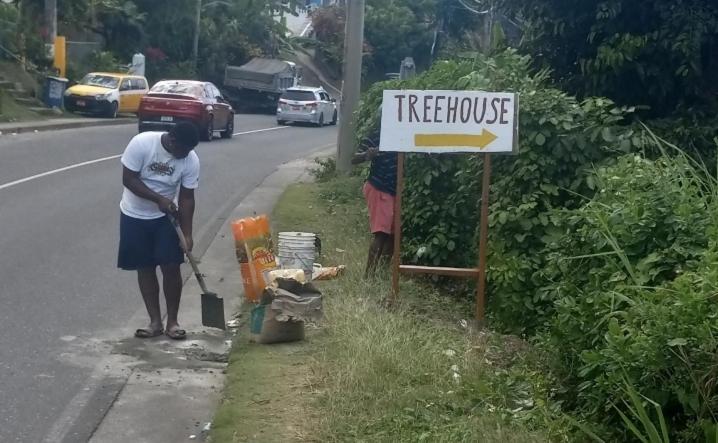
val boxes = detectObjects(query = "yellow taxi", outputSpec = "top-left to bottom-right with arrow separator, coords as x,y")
64,72 -> 149,118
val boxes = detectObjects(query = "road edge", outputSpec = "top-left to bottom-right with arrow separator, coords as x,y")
0,117 -> 135,135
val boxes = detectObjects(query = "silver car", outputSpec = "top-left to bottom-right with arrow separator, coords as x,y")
277,86 -> 337,126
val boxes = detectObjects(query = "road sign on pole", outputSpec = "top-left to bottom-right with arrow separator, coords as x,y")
380,90 -> 518,154
382,89 -> 519,324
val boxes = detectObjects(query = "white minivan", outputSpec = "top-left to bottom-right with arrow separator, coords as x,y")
277,86 -> 337,127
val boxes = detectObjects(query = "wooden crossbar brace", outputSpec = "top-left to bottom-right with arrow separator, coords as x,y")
389,152 -> 492,324
399,265 -> 479,278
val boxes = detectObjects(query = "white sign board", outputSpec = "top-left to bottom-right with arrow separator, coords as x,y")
379,90 -> 518,154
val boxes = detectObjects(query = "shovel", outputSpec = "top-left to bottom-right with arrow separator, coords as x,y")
168,214 -> 226,330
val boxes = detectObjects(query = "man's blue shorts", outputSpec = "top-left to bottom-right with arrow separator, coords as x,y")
117,213 -> 184,270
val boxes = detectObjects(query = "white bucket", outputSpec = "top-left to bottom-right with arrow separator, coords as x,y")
277,232 -> 316,278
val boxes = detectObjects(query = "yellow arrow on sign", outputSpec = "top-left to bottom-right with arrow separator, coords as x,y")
414,129 -> 498,149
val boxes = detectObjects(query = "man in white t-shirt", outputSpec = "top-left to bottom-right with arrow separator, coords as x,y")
118,122 -> 200,340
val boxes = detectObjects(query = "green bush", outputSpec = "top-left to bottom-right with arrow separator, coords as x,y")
310,156 -> 337,183
647,114 -> 718,171
537,150 -> 718,442
356,50 -> 642,332
86,51 -> 123,73
355,50 -> 718,440
0,5 -> 19,56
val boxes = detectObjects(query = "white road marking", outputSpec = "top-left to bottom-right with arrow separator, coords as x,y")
233,125 -> 288,136
0,154 -> 123,191
0,126 -> 291,191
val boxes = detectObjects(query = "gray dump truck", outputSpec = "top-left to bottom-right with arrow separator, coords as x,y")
224,58 -> 302,111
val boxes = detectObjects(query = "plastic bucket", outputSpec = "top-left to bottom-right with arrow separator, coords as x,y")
277,232 -> 316,279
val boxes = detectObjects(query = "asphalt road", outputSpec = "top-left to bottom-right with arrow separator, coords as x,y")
0,114 -> 337,442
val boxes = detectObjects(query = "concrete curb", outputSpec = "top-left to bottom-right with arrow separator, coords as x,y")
0,117 -> 135,135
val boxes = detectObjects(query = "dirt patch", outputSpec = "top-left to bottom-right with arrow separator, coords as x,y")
468,330 -> 534,369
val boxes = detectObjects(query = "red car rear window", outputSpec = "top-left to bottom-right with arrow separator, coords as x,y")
150,82 -> 203,97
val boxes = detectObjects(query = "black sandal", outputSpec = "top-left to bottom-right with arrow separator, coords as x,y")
165,328 -> 187,340
135,328 -> 164,338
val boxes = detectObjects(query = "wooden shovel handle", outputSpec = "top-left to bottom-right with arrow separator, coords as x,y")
167,214 -> 211,294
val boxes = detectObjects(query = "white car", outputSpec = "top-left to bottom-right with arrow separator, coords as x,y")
276,86 -> 337,127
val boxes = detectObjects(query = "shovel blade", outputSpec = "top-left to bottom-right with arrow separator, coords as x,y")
201,292 -> 226,330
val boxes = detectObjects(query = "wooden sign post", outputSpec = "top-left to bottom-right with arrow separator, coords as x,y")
380,90 -> 519,323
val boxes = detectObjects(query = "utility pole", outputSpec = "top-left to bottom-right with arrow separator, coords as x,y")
16,0 -> 26,68
336,0 -> 365,173
44,0 -> 57,45
192,0 -> 201,74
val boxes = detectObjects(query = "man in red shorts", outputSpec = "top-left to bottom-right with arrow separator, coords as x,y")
353,117 -> 398,277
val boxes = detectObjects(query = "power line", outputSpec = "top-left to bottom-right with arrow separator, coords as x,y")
457,0 -> 489,15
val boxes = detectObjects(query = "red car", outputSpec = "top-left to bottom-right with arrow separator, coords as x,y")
138,80 -> 234,141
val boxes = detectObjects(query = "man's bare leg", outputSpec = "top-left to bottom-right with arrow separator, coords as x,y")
365,232 -> 390,277
380,234 -> 395,265
161,263 -> 185,339
137,267 -> 163,336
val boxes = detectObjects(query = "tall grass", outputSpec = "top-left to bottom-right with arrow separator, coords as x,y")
545,132 -> 718,441
272,174 -> 555,442
573,378 -> 671,443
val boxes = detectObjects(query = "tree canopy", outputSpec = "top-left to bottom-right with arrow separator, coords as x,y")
1,0 -> 302,84
3,0 -> 717,117
510,0 -> 718,115
311,0 -> 718,116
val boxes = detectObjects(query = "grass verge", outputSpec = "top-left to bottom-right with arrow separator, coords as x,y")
211,172 -> 564,442
0,91 -> 43,123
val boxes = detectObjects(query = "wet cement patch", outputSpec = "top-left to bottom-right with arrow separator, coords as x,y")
111,329 -> 235,371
